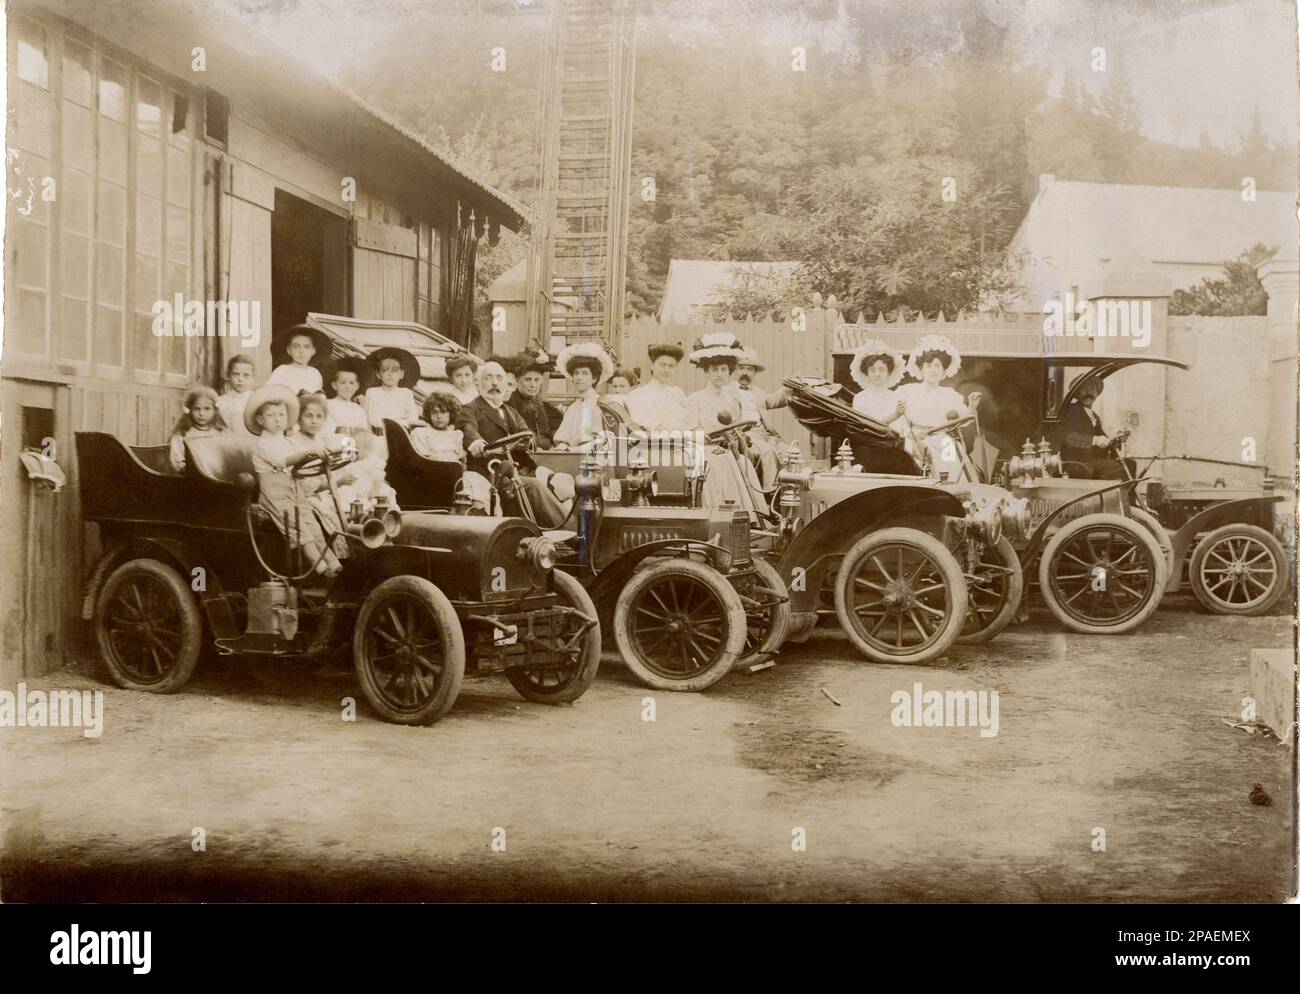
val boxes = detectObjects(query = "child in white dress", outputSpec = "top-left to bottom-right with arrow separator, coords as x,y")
216,354 -> 256,437
168,385 -> 228,473
267,325 -> 327,395
325,356 -> 370,438
410,393 -> 465,462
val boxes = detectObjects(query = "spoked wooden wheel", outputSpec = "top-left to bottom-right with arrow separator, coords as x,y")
737,558 -> 792,667
957,536 -> 1024,645
613,558 -> 747,692
95,558 -> 202,692
1189,524 -> 1287,616
354,576 -> 465,725
1038,513 -> 1166,634
506,571 -> 602,703
834,528 -> 968,665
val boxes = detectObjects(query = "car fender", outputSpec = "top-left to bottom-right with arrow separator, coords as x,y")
82,535 -> 231,634
773,485 -> 965,618
1168,496 -> 1285,590
1021,480 -> 1136,564
584,539 -> 734,608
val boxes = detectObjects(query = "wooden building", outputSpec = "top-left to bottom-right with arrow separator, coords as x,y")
1,0 -> 529,685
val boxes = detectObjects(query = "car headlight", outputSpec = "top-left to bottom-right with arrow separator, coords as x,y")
965,498 -> 1002,545
518,536 -> 558,573
1001,497 -> 1031,543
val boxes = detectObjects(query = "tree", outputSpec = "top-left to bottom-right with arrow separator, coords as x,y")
1168,244 -> 1277,316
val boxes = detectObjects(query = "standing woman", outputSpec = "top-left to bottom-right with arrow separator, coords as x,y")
685,333 -> 767,518
552,342 -> 615,450
894,334 -> 981,480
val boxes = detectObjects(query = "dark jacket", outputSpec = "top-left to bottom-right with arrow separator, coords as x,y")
457,395 -> 534,475
1061,400 -> 1107,471
507,393 -> 556,449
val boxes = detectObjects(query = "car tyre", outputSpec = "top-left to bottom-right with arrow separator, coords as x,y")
506,570 -> 602,703
95,558 -> 203,693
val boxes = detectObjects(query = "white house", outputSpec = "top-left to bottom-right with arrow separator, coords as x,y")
657,260 -> 798,323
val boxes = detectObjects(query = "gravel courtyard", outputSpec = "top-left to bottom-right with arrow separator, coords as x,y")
1,597 -> 1293,903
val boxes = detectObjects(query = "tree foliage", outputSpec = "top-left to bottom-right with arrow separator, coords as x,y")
1169,244 -> 1276,316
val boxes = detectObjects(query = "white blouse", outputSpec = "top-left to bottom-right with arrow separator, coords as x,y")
361,387 -> 419,429
852,385 -> 907,430
554,393 -> 603,447
217,391 -> 252,436
895,383 -> 969,428
625,379 -> 695,431
267,363 -> 323,395
326,397 -> 368,434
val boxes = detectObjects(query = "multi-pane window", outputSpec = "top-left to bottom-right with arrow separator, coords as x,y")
6,17 -> 194,383
417,222 -> 443,330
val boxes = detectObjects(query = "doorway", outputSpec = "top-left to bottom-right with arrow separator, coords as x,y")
271,190 -> 348,335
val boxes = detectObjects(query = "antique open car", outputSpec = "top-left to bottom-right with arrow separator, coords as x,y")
383,409 -> 791,692
830,342 -> 1289,623
75,430 -> 601,725
768,378 -> 1031,662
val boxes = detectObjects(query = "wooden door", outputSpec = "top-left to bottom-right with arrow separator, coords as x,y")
351,217 -> 417,322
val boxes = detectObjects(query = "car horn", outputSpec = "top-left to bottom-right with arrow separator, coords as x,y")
345,516 -> 388,549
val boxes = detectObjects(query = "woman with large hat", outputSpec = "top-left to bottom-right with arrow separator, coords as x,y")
507,345 -> 559,449
895,334 -> 982,479
552,342 -> 615,449
848,338 -> 907,427
685,333 -> 768,517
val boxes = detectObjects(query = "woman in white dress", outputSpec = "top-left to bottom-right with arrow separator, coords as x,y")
685,333 -> 767,518
894,334 -> 981,480
552,342 -> 614,450
623,343 -> 693,431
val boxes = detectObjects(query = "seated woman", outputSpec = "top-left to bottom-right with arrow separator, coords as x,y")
845,338 -> 919,473
685,333 -> 768,519
894,334 -> 982,480
552,342 -> 614,451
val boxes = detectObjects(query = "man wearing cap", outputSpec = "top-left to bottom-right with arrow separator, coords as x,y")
1061,379 -> 1132,479
725,347 -> 789,487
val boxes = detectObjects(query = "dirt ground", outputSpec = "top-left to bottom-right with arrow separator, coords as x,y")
1,595 -> 1294,903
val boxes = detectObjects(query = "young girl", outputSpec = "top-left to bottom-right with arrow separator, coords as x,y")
325,356 -> 370,438
361,349 -> 421,436
291,393 -> 350,562
168,385 -> 228,473
267,325 -> 326,395
216,354 -> 256,437
244,385 -> 342,578
410,392 -> 465,462
446,354 -> 478,406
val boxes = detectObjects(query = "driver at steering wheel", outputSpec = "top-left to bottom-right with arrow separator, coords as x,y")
894,334 -> 982,481
457,360 -> 570,525
1061,379 -> 1134,480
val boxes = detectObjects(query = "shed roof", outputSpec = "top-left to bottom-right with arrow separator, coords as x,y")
657,260 -> 799,322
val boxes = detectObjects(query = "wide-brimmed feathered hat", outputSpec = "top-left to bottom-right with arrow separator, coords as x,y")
688,333 -> 744,367
849,339 -> 906,390
736,347 -> 765,372
270,324 -> 333,369
906,333 -> 961,381
647,342 -> 685,362
519,343 -> 555,374
368,346 -> 421,389
324,355 -> 373,397
244,384 -> 300,435
556,341 -> 615,384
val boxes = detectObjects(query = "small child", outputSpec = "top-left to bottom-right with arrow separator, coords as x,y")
291,393 -> 350,562
361,351 -> 420,433
245,386 -> 342,578
216,354 -> 256,436
447,354 -> 478,406
169,385 -> 227,473
325,357 -> 370,438
410,392 -> 465,462
267,326 -> 325,395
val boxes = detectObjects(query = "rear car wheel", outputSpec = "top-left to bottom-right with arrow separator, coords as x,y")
354,576 -> 465,725
614,558 -> 747,692
957,536 -> 1024,645
95,558 -> 202,693
737,558 -> 792,667
1189,523 -> 1287,616
1038,513 -> 1166,634
506,571 -> 602,703
834,528 -> 968,665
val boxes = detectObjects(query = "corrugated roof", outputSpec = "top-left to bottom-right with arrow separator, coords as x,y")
657,260 -> 799,322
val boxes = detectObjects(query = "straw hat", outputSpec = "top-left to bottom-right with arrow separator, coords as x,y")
688,332 -> 744,367
368,346 -> 420,389
270,324 -> 332,369
244,384 -> 300,435
555,341 -> 615,384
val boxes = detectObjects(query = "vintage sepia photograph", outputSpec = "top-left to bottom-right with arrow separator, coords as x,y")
0,0 -> 1296,923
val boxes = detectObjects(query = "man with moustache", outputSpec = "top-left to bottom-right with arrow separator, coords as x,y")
456,361 -> 569,524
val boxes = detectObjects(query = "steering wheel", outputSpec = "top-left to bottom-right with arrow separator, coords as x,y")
481,431 -> 535,457
705,419 -> 759,445
920,414 -> 975,438
291,448 -> 356,478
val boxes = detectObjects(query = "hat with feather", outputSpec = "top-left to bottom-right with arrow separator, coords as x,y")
555,341 -> 615,384
688,332 -> 744,367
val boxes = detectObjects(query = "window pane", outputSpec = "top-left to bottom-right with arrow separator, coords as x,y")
61,231 -> 90,296
16,217 -> 48,288
95,305 -> 124,366
59,298 -> 90,363
167,206 -> 189,263
166,262 -> 190,375
98,121 -> 127,185
137,135 -> 161,192
98,58 -> 127,122
136,195 -> 162,257
61,168 -> 92,235
135,310 -> 161,372
137,77 -> 162,136
10,153 -> 51,225
167,145 -> 190,206
62,102 -> 94,171
15,84 -> 54,157
135,255 -> 160,313
18,290 -> 48,354
96,245 -> 124,305
97,181 -> 126,244
64,40 -> 93,106
169,92 -> 191,147
16,19 -> 49,89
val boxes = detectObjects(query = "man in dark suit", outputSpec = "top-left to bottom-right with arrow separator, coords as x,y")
457,361 -> 567,524
1061,380 -> 1132,479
